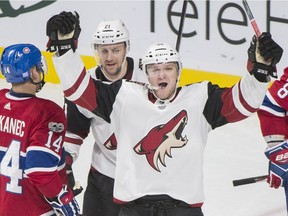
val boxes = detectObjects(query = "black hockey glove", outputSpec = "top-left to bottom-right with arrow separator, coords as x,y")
247,32 -> 283,83
46,11 -> 81,54
258,33 -> 283,67
66,152 -> 83,197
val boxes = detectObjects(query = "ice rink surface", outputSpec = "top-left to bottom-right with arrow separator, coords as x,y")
1,81 -> 286,216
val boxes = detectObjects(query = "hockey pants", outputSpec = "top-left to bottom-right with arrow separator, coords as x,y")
82,167 -> 120,216
118,195 -> 204,216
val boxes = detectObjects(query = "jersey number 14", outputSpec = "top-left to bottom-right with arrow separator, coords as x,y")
1,141 -> 22,194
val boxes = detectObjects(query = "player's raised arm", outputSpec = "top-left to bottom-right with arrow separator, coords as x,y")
247,32 -> 283,82
46,11 -> 81,54
46,11 -> 120,120
203,32 -> 283,128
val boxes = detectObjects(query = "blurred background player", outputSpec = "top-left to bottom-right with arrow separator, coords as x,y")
257,66 -> 288,189
46,11 -> 283,215
0,43 -> 79,216
46,11 -> 146,216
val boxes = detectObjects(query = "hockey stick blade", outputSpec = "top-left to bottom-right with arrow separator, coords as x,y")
233,175 -> 267,186
242,0 -> 261,37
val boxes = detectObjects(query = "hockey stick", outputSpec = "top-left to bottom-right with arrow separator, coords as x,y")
175,0 -> 188,52
234,174 -> 288,212
232,175 -> 267,186
242,0 -> 261,37
242,0 -> 275,68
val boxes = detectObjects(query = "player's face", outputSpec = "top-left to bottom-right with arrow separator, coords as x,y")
96,43 -> 126,78
146,62 -> 179,100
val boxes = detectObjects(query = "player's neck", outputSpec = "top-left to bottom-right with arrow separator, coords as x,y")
12,83 -> 36,95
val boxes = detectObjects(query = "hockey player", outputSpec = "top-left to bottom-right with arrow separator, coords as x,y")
0,44 -> 80,216
256,66 -> 288,212
257,67 -> 288,189
46,12 -> 283,216
46,11 -> 146,216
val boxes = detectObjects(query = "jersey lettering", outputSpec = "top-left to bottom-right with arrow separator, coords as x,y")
277,83 -> 288,99
45,131 -> 63,153
0,115 -> 25,137
0,140 -> 23,193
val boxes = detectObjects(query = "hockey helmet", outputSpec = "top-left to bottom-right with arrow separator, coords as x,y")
1,43 -> 47,83
92,19 -> 130,51
141,43 -> 182,74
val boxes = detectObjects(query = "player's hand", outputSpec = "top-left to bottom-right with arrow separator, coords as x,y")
247,32 -> 283,82
257,33 -> 283,67
265,141 -> 288,188
46,185 -> 80,216
67,165 -> 83,196
46,11 -> 81,54
66,152 -> 83,196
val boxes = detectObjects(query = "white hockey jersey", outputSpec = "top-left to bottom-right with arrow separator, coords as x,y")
63,56 -> 147,178
53,50 -> 268,206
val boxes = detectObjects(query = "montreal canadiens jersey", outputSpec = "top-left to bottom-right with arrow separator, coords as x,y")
64,57 -> 147,178
53,50 -> 268,206
257,67 -> 288,138
0,89 -> 67,216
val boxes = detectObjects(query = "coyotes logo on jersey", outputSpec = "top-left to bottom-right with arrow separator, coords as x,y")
104,133 -> 117,150
134,110 -> 188,172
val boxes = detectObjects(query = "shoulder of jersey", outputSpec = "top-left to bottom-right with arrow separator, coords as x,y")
126,80 -> 146,86
34,97 -> 64,114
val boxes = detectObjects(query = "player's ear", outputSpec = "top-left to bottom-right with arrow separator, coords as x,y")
30,67 -> 39,81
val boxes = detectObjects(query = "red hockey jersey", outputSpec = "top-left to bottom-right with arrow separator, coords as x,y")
258,67 -> 288,139
0,89 -> 67,216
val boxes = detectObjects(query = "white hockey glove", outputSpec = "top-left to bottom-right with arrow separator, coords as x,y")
46,11 -> 81,54
46,185 -> 80,216
247,32 -> 283,83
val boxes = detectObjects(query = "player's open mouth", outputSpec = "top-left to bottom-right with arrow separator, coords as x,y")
158,82 -> 168,88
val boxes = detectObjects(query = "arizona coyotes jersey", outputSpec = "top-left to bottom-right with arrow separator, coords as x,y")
0,89 -> 67,216
64,57 -> 147,178
257,67 -> 288,138
53,50 -> 268,206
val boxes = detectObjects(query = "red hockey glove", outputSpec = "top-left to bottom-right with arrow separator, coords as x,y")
265,141 -> 288,188
46,11 -> 81,54
247,32 -> 283,83
66,152 -> 83,196
46,185 -> 80,216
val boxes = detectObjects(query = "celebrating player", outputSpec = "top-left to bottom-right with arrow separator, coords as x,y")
0,44 -> 79,216
46,11 -> 146,216
47,12 -> 283,216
